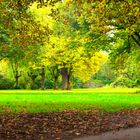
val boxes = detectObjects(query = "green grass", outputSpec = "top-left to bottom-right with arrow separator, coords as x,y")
0,88 -> 140,113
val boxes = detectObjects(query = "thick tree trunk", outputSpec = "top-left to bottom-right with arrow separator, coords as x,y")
41,65 -> 45,90
61,68 -> 68,90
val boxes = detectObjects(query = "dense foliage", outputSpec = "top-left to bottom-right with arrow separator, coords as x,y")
0,0 -> 140,89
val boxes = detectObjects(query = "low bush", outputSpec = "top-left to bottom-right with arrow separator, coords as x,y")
111,76 -> 139,88
0,75 -> 14,89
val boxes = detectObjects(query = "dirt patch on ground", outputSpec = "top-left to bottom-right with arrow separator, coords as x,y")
0,109 -> 140,140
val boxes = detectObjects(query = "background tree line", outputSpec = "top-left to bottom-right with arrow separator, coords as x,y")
0,0 -> 140,89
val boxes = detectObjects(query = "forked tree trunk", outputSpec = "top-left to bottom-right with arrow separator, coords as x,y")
28,71 -> 38,89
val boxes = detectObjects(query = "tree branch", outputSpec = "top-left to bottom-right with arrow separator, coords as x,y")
134,32 -> 140,41
131,35 -> 140,46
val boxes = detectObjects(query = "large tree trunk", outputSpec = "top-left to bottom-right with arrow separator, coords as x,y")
41,65 -> 45,90
61,68 -> 68,90
67,74 -> 71,90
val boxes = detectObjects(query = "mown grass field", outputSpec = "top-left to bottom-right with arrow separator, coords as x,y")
0,88 -> 140,113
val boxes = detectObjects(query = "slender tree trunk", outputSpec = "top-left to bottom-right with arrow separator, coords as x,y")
67,66 -> 72,90
54,76 -> 58,90
15,70 -> 19,88
61,68 -> 68,90
48,66 -> 60,90
12,62 -> 21,88
32,77 -> 35,84
31,77 -> 36,89
41,65 -> 45,90
28,71 -> 38,89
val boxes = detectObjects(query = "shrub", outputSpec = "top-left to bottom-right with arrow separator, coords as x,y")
0,75 -> 14,89
71,77 -> 84,88
111,76 -> 138,88
45,80 -> 53,89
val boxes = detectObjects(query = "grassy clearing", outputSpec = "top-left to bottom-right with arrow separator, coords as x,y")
0,88 -> 140,113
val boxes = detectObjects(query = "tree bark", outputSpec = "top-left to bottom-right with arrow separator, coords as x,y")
11,62 -> 21,88
67,74 -> 71,90
14,71 -> 21,88
67,66 -> 72,90
15,70 -> 19,88
41,65 -> 45,90
61,68 -> 68,90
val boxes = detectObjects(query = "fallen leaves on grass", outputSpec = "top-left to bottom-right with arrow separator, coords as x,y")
0,109 -> 140,140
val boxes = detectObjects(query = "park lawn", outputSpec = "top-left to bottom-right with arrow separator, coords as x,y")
0,88 -> 140,113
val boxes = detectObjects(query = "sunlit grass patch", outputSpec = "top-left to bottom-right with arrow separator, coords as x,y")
0,88 -> 140,113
